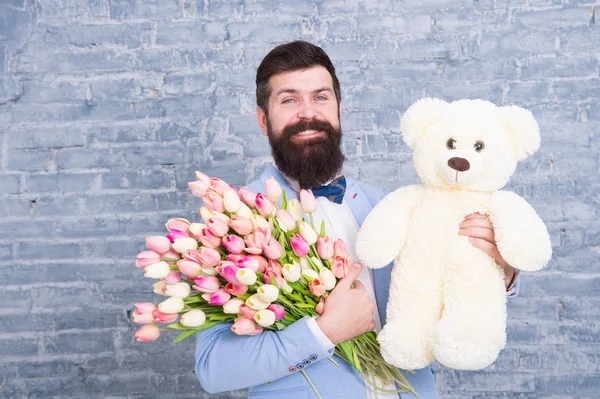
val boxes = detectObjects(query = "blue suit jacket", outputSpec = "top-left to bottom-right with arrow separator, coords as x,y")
195,164 -> 440,399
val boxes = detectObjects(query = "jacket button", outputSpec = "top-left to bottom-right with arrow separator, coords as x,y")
296,363 -> 305,370
309,354 -> 318,361
303,359 -> 311,365
289,366 -> 297,373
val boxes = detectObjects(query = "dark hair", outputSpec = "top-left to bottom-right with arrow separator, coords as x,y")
256,41 -> 341,115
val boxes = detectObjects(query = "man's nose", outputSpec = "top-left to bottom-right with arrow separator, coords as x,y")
297,101 -> 317,119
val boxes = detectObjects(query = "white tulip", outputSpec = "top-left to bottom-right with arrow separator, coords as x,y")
299,221 -> 318,245
311,256 -> 324,269
180,309 -> 206,327
301,268 -> 319,280
246,293 -> 270,310
223,298 -> 244,314
236,202 -> 253,219
223,189 -> 241,213
145,261 -> 171,279
287,199 -> 303,222
282,262 -> 301,283
188,223 -> 207,237
257,284 -> 279,302
201,266 -> 218,276
164,282 -> 192,298
236,268 -> 257,285
254,309 -> 276,327
158,297 -> 185,314
281,281 -> 293,293
153,281 -> 167,296
319,268 -> 337,290
198,206 -> 214,222
251,214 -> 269,231
172,237 -> 198,253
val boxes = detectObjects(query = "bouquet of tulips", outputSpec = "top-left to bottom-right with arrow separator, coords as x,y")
132,172 -> 416,397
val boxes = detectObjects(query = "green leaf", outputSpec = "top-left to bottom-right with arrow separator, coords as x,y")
281,190 -> 288,210
165,322 -> 185,330
269,272 -> 278,286
320,219 -> 326,238
173,329 -> 198,343
275,322 -> 286,330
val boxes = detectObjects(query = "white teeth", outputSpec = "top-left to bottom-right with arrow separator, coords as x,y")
297,130 -> 317,136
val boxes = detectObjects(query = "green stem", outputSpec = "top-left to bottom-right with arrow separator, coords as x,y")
300,369 -> 322,399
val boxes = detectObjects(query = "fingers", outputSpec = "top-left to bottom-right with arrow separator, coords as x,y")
463,212 -> 488,220
459,226 -> 496,245
468,237 -> 501,262
459,217 -> 494,230
338,262 -> 362,289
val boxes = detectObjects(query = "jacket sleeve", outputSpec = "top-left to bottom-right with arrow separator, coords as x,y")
195,316 -> 334,393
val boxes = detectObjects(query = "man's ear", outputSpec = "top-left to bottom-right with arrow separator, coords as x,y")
256,106 -> 268,137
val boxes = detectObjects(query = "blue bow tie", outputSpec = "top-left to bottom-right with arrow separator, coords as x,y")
306,176 -> 347,204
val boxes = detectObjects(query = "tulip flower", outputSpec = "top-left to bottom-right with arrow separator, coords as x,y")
190,247 -> 221,268
166,218 -> 191,233
198,229 -> 222,249
281,281 -> 293,293
236,202 -> 253,218
257,284 -> 279,302
195,171 -> 211,186
255,193 -> 275,217
134,323 -> 160,342
315,297 -> 325,315
206,216 -> 229,237
230,216 -> 253,236
188,180 -> 209,198
250,214 -> 269,232
208,289 -> 231,306
203,191 -> 225,213
198,207 -> 214,223
136,251 -> 161,268
263,237 -> 283,260
287,199 -> 303,222
265,177 -> 282,203
162,248 -> 181,262
254,309 -> 276,327
188,223 -> 206,239
276,209 -> 296,232
161,271 -> 181,285
224,282 -> 248,296
213,212 -> 231,223
172,237 -> 198,254
153,281 -> 167,296
145,236 -> 171,254
193,276 -> 220,293
180,309 -> 206,327
331,255 -> 351,279
267,259 -> 282,276
282,262 -> 301,282
334,239 -> 349,258
300,189 -> 317,213
319,268 -> 337,290
238,303 -> 257,319
222,235 -> 245,254
249,325 -> 264,336
223,298 -> 244,314
238,187 -> 257,208
210,178 -> 230,196
268,303 -> 285,320
317,236 -> 334,261
216,261 -> 240,284
144,261 -> 171,279
311,256 -> 324,270
290,234 -> 310,258
226,254 -> 243,263
263,270 -> 284,287
158,297 -> 185,314
166,229 -> 190,243
251,255 -> 269,272
302,268 -> 319,281
223,189 -> 241,213
164,282 -> 191,298
299,221 -> 318,245
309,278 -> 327,296
133,302 -> 156,324
152,309 -> 178,323
236,268 -> 257,285
232,316 -> 256,335
176,260 -> 202,278
201,266 -> 218,276
237,256 -> 260,272
245,293 -> 270,310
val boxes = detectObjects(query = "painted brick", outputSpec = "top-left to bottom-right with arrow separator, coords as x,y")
109,0 -> 182,20
6,149 -> 55,171
44,22 -> 154,49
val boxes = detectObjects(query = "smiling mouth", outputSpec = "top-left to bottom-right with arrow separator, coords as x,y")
293,130 -> 324,139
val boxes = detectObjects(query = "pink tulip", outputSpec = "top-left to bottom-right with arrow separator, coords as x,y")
162,248 -> 181,262
331,255 -> 351,279
201,293 -> 212,301
290,234 -> 310,258
237,256 -> 260,272
209,289 -> 231,306
276,209 -> 296,232
203,190 -> 225,213
250,255 -> 269,272
334,239 -> 349,258
268,303 -> 285,320
265,177 -> 282,203
317,236 -> 334,261
198,229 -> 222,249
255,193 -> 275,217
166,229 -> 190,242
238,187 -> 257,208
188,180 -> 209,197
309,278 -> 327,296
166,218 -> 191,233
210,178 -> 230,196
217,262 -> 241,284
300,189 -> 317,213
193,276 -> 220,293
248,325 -> 264,336
222,235 -> 245,254
231,316 -> 256,335
315,297 -> 325,315
230,216 -> 253,236
152,309 -> 178,323
225,282 -> 248,296
189,247 -> 221,268
238,303 -> 257,319
134,323 -> 160,342
176,260 -> 202,278
245,231 -> 266,255
207,216 -> 230,237
263,237 -> 283,260
161,271 -> 181,285
195,171 -> 211,186
136,251 -> 161,268
145,236 -> 171,254
267,260 -> 282,276
225,254 -> 243,263
132,302 -> 157,324
263,271 -> 284,287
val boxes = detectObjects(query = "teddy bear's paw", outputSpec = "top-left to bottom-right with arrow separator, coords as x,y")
431,319 -> 505,370
377,324 -> 434,370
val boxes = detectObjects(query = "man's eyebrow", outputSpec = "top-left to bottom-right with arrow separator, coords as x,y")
274,87 -> 334,97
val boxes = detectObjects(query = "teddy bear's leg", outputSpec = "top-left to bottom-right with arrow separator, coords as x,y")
431,245 -> 507,370
377,259 -> 443,370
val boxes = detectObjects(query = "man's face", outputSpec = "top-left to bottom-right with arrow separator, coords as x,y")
256,66 -> 344,187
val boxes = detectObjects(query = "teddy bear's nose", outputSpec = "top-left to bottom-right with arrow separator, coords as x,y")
448,157 -> 470,172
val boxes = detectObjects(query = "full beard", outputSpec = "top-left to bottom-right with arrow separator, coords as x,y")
267,118 -> 345,188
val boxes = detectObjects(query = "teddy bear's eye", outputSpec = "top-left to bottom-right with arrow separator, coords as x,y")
446,138 -> 457,150
474,141 -> 485,152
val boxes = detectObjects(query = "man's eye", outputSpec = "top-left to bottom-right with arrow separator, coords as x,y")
282,98 -> 295,104
315,96 -> 327,101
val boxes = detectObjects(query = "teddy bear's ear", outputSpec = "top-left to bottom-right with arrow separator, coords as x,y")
498,105 -> 541,161
400,98 -> 449,149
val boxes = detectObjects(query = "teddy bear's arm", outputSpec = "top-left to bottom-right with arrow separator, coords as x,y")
355,185 -> 424,269
488,190 -> 552,272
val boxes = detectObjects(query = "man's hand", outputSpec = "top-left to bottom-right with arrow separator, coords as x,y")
459,213 -> 517,289
316,262 -> 376,345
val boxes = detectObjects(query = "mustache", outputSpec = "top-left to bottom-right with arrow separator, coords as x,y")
280,119 -> 339,139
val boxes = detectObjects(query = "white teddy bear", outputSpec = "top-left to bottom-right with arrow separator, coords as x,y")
355,98 -> 552,371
